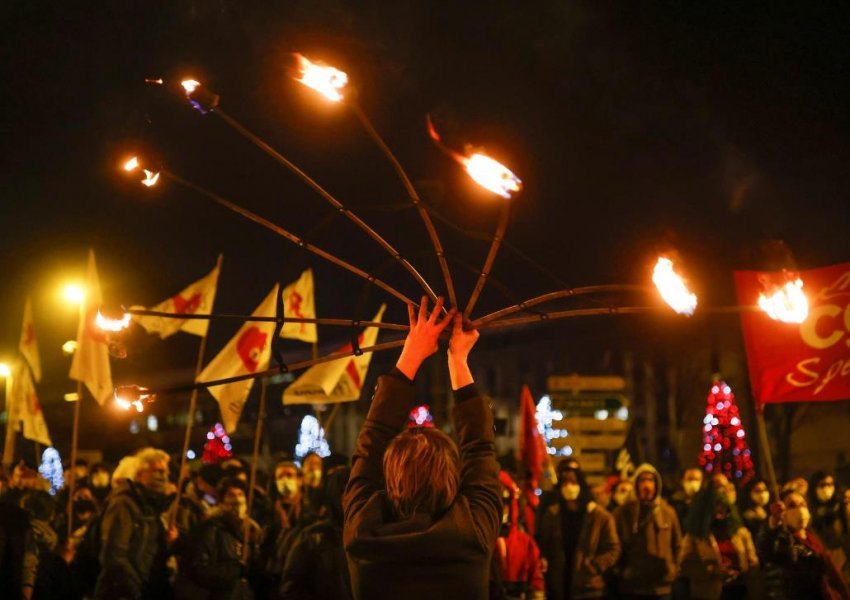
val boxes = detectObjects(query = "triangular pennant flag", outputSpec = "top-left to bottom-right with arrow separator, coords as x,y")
197,284 -> 280,433
280,268 -> 318,343
283,305 -> 385,405
69,250 -> 114,405
9,362 -> 52,446
133,256 -> 222,339
19,297 -> 41,382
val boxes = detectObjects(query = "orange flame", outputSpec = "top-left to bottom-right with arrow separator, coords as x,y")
294,54 -> 348,102
124,156 -> 140,171
652,257 -> 697,316
426,117 -> 522,198
181,79 -> 201,95
141,170 -> 160,187
96,308 -> 131,332
758,277 -> 808,323
114,385 -> 154,413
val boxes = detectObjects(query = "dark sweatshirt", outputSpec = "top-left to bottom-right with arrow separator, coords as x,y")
343,370 -> 501,600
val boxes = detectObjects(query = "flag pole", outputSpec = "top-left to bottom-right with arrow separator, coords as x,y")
754,405 -> 780,498
170,254 -> 222,530
67,379 -> 82,541
2,368 -> 16,469
242,377 -> 268,563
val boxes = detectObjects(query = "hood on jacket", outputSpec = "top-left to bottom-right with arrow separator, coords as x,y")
632,463 -> 662,503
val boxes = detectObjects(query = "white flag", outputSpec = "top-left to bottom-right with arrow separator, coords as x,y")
197,285 -> 279,433
280,269 -> 318,343
133,256 -> 221,339
69,250 -> 113,405
283,304 -> 385,405
9,362 -> 52,446
19,297 -> 41,382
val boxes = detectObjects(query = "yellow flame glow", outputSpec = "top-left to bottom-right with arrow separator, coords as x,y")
181,79 -> 201,94
141,170 -> 160,187
124,156 -> 139,172
652,257 -> 697,316
114,386 -> 152,413
758,278 -> 808,323
295,54 -> 348,102
462,153 -> 523,199
96,309 -> 131,332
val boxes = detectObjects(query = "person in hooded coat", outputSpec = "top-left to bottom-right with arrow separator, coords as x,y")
613,462 -> 682,600
739,479 -> 771,540
343,300 -> 501,600
808,472 -> 850,583
279,466 -> 353,600
537,463 -> 620,599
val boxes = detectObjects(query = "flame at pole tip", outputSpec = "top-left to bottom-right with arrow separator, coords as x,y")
294,53 -> 348,102
114,385 -> 154,413
181,79 -> 201,94
96,308 -> 131,332
426,116 -> 522,199
124,156 -> 139,171
758,277 -> 808,323
652,257 -> 698,316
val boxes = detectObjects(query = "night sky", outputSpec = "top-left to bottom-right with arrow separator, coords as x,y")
2,2 -> 850,423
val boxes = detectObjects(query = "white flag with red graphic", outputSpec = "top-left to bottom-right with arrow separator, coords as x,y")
280,269 -> 318,343
19,297 -> 41,383
69,250 -> 114,405
197,284 -> 279,433
283,304 -> 385,405
133,256 -> 222,339
9,362 -> 52,446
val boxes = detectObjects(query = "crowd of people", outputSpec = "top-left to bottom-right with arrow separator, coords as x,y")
0,299 -> 848,600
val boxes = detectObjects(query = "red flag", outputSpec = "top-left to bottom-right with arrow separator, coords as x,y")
518,385 -> 545,487
735,262 -> 850,407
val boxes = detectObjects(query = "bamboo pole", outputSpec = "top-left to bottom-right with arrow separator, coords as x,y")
755,406 -> 780,498
351,104 -> 457,309
464,203 -> 510,320
162,171 -> 417,308
2,369 -> 16,469
67,380 -> 82,541
242,378 -> 268,563
212,108 -> 440,307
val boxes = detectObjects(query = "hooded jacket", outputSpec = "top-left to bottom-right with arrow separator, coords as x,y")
343,371 -> 501,600
613,463 -> 682,596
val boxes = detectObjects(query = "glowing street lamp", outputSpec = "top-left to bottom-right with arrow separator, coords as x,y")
758,276 -> 808,324
652,257 -> 698,316
62,283 -> 86,305
294,54 -> 349,102
0,363 -> 10,379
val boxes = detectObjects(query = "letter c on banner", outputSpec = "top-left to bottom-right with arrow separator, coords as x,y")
800,305 -> 844,349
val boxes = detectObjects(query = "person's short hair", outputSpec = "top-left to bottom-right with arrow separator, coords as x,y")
21,490 -> 55,521
112,456 -> 140,485
217,476 -> 248,499
134,447 -> 170,470
383,428 -> 460,519
275,460 -> 301,476
197,463 -> 224,487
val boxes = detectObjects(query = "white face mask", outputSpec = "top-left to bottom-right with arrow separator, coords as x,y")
817,486 -> 835,503
561,483 -> 581,502
613,490 -> 632,506
751,490 -> 770,507
683,480 -> 702,496
785,506 -> 811,531
305,469 -> 322,488
91,473 -> 110,488
277,478 -> 299,498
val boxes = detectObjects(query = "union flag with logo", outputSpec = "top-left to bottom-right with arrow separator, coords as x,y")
735,262 -> 850,407
133,255 -> 221,339
279,268 -> 318,343
283,305 -> 385,405
197,284 -> 279,432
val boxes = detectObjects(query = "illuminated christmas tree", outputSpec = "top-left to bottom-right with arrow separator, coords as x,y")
202,422 -> 233,464
698,381 -> 755,485
409,405 -> 434,428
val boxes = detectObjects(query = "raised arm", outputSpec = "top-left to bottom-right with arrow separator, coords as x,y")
344,297 -> 455,523
449,315 -> 501,551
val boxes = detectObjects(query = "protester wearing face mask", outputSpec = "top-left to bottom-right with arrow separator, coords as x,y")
537,464 -> 620,599
94,447 -> 173,600
302,452 -> 325,514
613,463 -> 682,600
88,464 -> 112,504
608,480 -> 635,512
808,472 -> 850,583
173,463 -> 223,539
54,485 -> 99,546
759,489 -> 850,599
671,468 -> 705,526
741,479 -> 771,538
174,478 -> 258,600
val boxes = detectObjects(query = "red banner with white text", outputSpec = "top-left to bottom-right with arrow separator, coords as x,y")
735,262 -> 850,408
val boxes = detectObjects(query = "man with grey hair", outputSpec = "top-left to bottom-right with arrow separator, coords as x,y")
94,448 -> 173,600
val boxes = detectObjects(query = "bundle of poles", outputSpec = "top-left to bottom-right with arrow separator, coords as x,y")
95,60 -> 785,555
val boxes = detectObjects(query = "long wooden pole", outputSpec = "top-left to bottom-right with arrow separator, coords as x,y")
162,171 -> 417,308
755,406 -> 780,498
2,370 -> 16,469
212,108 -> 440,307
67,379 -> 82,541
464,203 -> 510,320
351,104 -> 457,309
169,255 -> 222,529
242,378 -> 268,563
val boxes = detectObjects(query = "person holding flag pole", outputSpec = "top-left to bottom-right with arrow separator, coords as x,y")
132,255 -> 224,530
